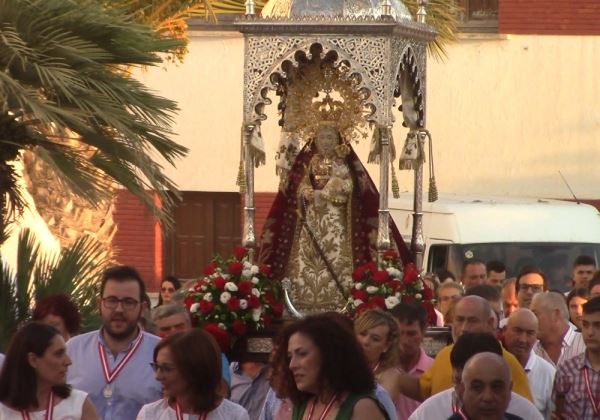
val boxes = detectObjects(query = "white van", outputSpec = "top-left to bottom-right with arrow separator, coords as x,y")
389,194 -> 600,292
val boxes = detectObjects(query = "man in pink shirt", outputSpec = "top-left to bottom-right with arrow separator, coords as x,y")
391,302 -> 434,419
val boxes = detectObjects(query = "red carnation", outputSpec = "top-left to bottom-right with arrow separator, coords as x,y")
228,261 -> 243,276
259,264 -> 271,275
352,266 -> 366,282
351,289 -> 368,302
422,286 -> 434,300
213,276 -> 226,291
370,296 -> 386,309
373,270 -> 389,284
204,323 -> 230,352
248,296 -> 261,309
403,263 -> 419,285
272,303 -> 284,317
204,262 -> 217,276
227,297 -> 241,311
232,319 -> 247,336
200,300 -> 215,314
388,279 -> 403,291
238,280 -> 253,295
234,246 -> 248,260
365,261 -> 378,273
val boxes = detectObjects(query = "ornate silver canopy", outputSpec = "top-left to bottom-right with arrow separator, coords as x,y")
236,1 -> 437,314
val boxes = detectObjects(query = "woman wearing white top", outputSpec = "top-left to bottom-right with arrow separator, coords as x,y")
0,322 -> 98,419
137,329 -> 248,420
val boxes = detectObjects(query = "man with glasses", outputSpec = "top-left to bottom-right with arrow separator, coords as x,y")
516,266 -> 547,309
67,265 -> 162,419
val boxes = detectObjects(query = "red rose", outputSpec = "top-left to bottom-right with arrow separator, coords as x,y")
402,295 -> 415,302
213,276 -> 226,291
370,296 -> 386,309
422,286 -> 434,300
352,266 -> 366,282
204,262 -> 217,276
183,296 -> 195,309
388,279 -> 403,291
232,319 -> 247,336
272,303 -> 284,317
193,280 -> 205,291
227,297 -> 241,311
365,261 -> 378,273
264,291 -> 275,304
200,300 -> 215,314
234,246 -> 248,260
203,323 -> 230,352
228,261 -> 243,276
259,264 -> 271,275
248,296 -> 261,309
403,263 -> 419,285
373,270 -> 389,284
238,280 -> 253,295
383,249 -> 398,260
261,314 -> 273,326
351,289 -> 368,302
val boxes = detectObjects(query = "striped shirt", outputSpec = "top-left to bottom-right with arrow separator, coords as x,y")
533,323 -> 586,368
552,352 -> 600,419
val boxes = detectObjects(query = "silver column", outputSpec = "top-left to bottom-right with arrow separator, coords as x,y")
377,126 -> 391,258
242,124 -> 256,260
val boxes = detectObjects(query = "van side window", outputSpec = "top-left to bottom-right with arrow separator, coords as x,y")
428,245 -> 449,272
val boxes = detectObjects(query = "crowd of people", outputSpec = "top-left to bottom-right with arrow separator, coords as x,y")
0,255 -> 599,419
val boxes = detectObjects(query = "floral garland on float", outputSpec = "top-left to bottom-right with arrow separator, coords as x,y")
183,246 -> 283,350
347,249 -> 437,325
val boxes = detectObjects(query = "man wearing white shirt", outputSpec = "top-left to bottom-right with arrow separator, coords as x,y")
530,292 -> 586,368
503,308 -> 555,418
408,332 -> 542,420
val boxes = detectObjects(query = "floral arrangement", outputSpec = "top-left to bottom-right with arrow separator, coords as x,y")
184,246 -> 283,349
347,249 -> 437,325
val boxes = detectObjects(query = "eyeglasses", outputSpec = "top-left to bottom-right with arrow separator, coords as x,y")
150,362 -> 176,374
102,296 -> 139,311
519,284 -> 544,293
161,287 -> 175,293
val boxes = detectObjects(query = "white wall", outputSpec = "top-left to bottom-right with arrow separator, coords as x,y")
137,31 -> 600,198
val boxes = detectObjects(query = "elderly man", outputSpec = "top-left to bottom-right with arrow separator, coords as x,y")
503,308 -> 555,418
462,259 -> 488,289
437,281 -> 464,324
408,333 -> 541,420
516,267 -> 547,309
152,303 -> 191,338
531,292 -> 586,368
397,296 -> 532,401
451,353 -> 524,420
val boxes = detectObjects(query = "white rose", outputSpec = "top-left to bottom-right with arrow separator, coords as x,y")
225,282 -> 238,292
366,286 -> 379,294
252,308 -> 262,322
220,292 -> 232,304
386,267 -> 401,277
354,283 -> 363,290
240,299 -> 248,309
251,265 -> 260,274
251,288 -> 261,297
385,296 -> 400,309
190,302 -> 200,313
243,261 -> 252,269
251,276 -> 260,285
200,285 -> 207,291
353,299 -> 364,308
415,293 -> 422,300
218,323 -> 226,330
242,269 -> 253,278
203,293 -> 213,302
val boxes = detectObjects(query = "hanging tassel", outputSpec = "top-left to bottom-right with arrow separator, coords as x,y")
399,130 -> 422,170
236,125 -> 246,193
391,165 -> 400,198
425,129 -> 439,202
368,125 -> 381,164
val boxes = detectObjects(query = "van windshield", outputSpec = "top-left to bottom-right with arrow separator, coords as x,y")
429,242 -> 600,293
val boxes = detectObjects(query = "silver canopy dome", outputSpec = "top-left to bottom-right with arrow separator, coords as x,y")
261,0 -> 413,22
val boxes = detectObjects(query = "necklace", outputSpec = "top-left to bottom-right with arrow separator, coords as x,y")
306,393 -> 338,420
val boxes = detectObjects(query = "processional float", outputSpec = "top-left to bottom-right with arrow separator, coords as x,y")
236,0 -> 437,316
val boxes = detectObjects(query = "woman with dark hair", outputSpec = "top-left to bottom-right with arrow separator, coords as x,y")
270,313 -> 388,420
32,294 -> 81,341
0,322 -> 97,419
156,275 -> 182,307
566,287 -> 588,331
137,328 -> 248,419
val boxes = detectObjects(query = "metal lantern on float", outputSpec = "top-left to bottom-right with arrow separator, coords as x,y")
236,0 -> 436,291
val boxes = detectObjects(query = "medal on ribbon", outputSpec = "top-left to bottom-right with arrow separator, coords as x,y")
98,330 -> 144,399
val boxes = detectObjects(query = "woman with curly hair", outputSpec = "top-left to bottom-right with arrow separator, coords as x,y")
0,322 -> 97,419
32,294 -> 81,341
270,312 -> 388,420
354,309 -> 403,401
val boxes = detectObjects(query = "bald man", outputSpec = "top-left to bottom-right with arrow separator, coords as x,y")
450,352 -> 521,420
503,308 -> 555,418
397,296 -> 532,402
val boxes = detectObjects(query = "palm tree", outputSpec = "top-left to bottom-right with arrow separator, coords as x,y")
0,229 -> 109,351
0,0 -> 189,240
